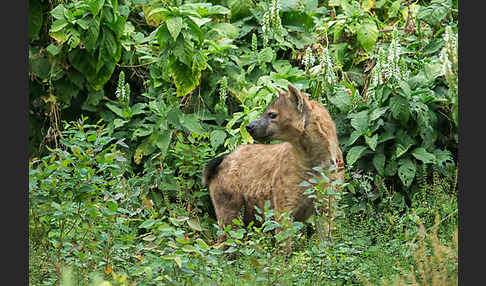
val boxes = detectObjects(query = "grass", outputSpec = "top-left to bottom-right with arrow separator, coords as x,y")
29,173 -> 458,286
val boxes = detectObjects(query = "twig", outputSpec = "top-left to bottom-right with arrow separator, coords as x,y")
116,61 -> 156,68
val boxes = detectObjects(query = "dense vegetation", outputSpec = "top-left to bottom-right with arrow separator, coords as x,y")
29,0 -> 458,285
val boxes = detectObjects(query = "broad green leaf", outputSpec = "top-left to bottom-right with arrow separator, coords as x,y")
144,7 -> 170,26
100,29 -> 121,62
113,118 -> 128,129
434,149 -> 455,175
211,23 -> 240,39
240,123 -> 254,144
175,237 -> 192,244
357,21 -> 378,52
139,218 -> 156,229
89,61 -> 116,90
133,127 -> 153,138
76,19 -> 90,30
395,143 -> 411,159
411,147 -> 436,164
46,44 -> 62,56
157,24 -> 172,47
195,238 -> 210,250
108,202 -> 118,212
349,110 -> 369,133
170,60 -> 201,97
346,130 -> 362,147
370,107 -> 389,121
84,17 -> 101,52
187,16 -> 212,27
372,152 -> 386,176
365,134 -> 378,151
329,90 -> 352,113
68,48 -> 115,90
50,4 -> 67,20
179,113 -> 205,134
166,16 -> 183,40
89,0 -> 105,16
29,0 -> 43,41
81,89 -> 104,112
187,219 -> 203,231
50,19 -> 69,33
398,158 -> 416,188
49,30 -> 68,44
131,103 -> 146,116
154,129 -> 173,156
389,95 -> 409,123
398,80 -> 411,99
105,102 -> 125,118
67,29 -> 81,49
174,35 -> 194,66
387,0 -> 401,18
384,160 -> 398,177
278,0 -> 300,11
333,23 -> 345,43
424,62 -> 444,83
182,245 -> 197,252
417,0 -> 450,28
378,129 -> 395,144
346,145 -> 368,166
109,14 -> 126,37
142,234 -> 156,242
258,47 -> 275,64
193,3 -> 231,17
395,131 -> 415,158
305,0 -> 319,12
210,130 -> 226,149
192,50 -> 208,72
227,0 -> 253,21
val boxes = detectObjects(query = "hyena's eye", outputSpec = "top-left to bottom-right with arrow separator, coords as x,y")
268,112 -> 278,119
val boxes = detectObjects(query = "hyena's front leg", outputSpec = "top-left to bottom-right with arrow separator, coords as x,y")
272,196 -> 294,255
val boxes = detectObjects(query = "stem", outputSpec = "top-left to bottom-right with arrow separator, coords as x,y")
116,60 -> 156,68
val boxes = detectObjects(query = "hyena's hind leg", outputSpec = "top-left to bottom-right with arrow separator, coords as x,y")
209,186 -> 244,243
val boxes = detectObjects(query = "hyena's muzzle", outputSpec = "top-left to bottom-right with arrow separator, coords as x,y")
246,117 -> 273,142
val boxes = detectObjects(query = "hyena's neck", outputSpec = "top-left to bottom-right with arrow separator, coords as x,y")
290,121 -> 334,171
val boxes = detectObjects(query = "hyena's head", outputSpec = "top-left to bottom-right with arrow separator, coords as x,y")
246,84 -> 311,143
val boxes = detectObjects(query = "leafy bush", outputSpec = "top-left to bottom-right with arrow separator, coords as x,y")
29,117 -> 138,284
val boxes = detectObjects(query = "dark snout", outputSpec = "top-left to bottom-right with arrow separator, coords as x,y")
246,119 -> 272,142
246,121 -> 257,135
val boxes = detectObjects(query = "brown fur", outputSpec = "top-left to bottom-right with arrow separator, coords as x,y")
203,84 -> 344,243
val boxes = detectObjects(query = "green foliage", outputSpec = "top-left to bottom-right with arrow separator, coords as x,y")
30,0 -> 458,284
29,117 -> 136,285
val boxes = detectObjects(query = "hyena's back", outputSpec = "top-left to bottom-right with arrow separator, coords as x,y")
204,142 -> 309,225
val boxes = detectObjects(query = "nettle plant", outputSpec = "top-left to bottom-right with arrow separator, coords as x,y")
324,29 -> 456,198
299,165 -> 348,243
29,117 -> 138,277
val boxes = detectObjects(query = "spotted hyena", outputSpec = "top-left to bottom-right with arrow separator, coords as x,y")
202,84 -> 344,244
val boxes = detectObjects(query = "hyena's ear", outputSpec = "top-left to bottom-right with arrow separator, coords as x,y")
287,83 -> 305,113
275,87 -> 287,97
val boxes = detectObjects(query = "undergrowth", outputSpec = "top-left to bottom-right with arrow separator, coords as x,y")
29,120 -> 457,285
